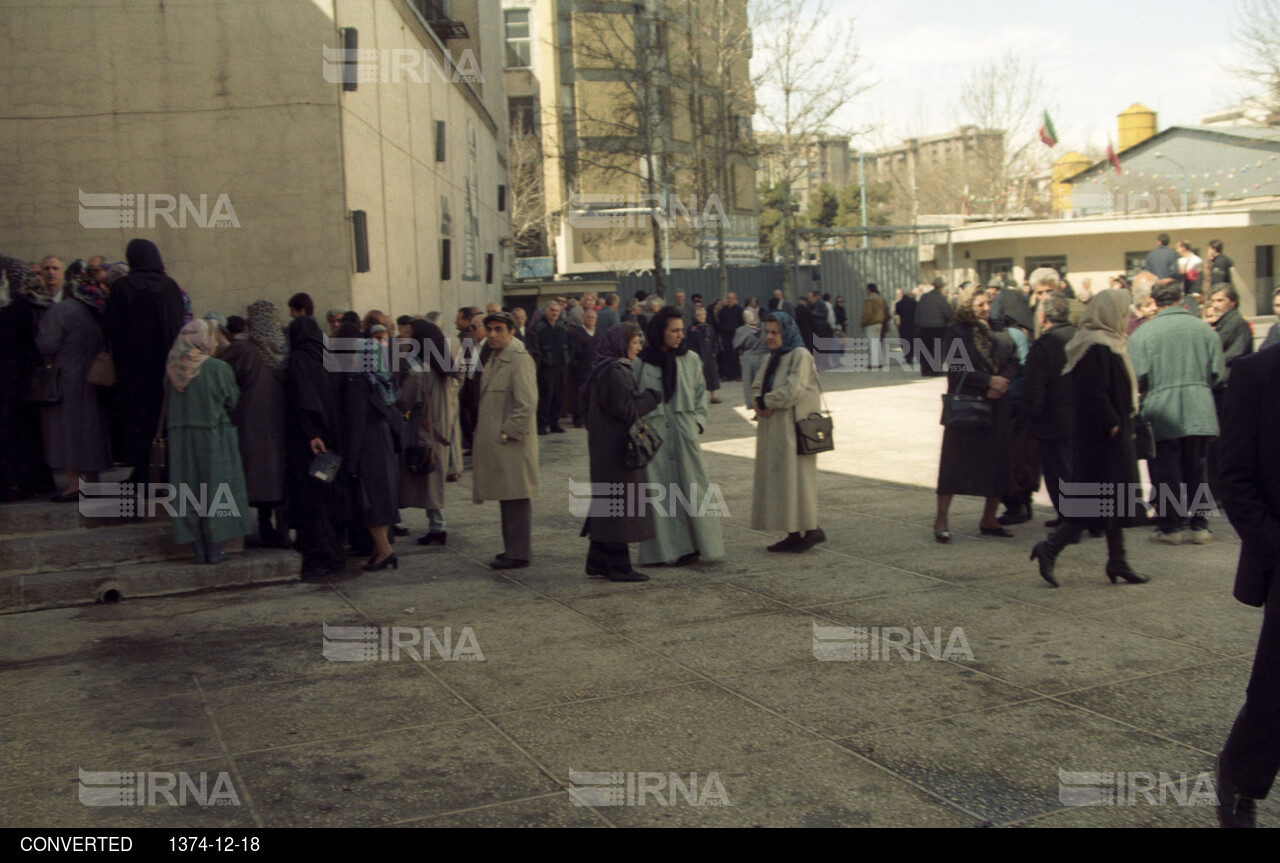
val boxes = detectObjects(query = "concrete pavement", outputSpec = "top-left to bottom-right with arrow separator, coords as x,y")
1,362 -> 1272,828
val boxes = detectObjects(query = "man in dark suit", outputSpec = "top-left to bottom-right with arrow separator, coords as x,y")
1023,293 -> 1078,526
1215,342 -> 1280,828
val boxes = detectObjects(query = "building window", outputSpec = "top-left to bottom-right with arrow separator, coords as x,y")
436,120 -> 446,162
486,253 -> 495,285
977,258 -> 1013,287
441,239 -> 452,281
1025,256 -> 1067,278
509,96 -> 536,136
1124,252 -> 1148,276
498,185 -> 507,212
505,9 -> 531,68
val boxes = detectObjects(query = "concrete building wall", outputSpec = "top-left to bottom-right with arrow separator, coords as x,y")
2,0 -> 511,320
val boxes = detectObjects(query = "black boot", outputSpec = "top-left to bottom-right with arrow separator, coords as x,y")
1103,528 -> 1148,584
1030,526 -> 1076,587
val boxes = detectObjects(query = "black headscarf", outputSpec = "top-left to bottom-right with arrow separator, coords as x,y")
121,239 -> 176,294
998,288 -> 1035,333
335,321 -> 363,340
286,315 -> 341,446
409,318 -> 451,378
638,306 -> 688,402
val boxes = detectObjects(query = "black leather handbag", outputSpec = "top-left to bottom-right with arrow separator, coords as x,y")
793,376 -> 834,456
1133,418 -> 1156,461
26,361 -> 61,405
624,416 -> 663,470
940,371 -> 993,429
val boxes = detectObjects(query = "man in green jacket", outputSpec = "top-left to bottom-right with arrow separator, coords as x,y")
1129,281 -> 1226,544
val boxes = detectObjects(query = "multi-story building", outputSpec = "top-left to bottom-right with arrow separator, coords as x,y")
501,0 -> 759,277
756,134 -> 853,213
862,126 -> 1007,222
2,0 -> 512,317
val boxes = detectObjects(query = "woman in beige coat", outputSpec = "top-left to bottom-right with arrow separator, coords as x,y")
751,312 -> 825,552
398,320 -> 457,545
471,312 -> 539,569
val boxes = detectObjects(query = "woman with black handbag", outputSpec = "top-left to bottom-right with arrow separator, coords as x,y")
582,322 -> 661,581
750,313 -> 825,552
934,285 -> 1018,542
1029,290 -> 1150,587
398,319 -> 455,547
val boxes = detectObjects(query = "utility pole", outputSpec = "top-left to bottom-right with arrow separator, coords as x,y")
858,147 -> 868,249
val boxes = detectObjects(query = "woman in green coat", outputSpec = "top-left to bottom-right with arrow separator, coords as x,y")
633,307 -> 724,566
165,319 -> 253,563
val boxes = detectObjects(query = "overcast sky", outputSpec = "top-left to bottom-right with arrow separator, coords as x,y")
789,0 -> 1244,154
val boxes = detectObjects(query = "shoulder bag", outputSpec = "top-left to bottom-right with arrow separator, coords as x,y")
87,350 -> 116,387
940,371 -> 993,429
26,360 -> 61,404
405,373 -> 452,476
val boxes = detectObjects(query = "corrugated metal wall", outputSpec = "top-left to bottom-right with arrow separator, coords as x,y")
816,247 -> 920,330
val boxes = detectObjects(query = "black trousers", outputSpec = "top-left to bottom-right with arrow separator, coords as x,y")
500,498 -> 532,561
1150,436 -> 1211,533
1038,438 -> 1073,517
1221,573 -> 1280,799
587,540 -> 632,573
536,365 -> 565,431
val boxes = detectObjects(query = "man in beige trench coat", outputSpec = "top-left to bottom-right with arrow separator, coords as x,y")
472,311 -> 540,569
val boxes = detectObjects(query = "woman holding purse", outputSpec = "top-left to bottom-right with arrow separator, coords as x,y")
750,313 -> 825,552
582,322 -> 661,581
398,319 -> 455,546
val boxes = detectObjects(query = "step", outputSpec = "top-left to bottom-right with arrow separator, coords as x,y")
0,549 -> 299,614
0,522 -> 244,575
0,499 -> 170,536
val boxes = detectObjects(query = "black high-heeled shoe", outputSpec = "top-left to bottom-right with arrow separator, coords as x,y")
417,531 -> 447,546
1030,541 -> 1058,587
1105,560 -> 1149,585
980,526 -> 1015,537
364,552 -> 399,572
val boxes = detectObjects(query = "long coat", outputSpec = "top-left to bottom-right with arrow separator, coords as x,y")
936,323 -> 1018,498
1023,324 -> 1077,442
343,377 -> 402,528
35,297 -> 112,472
687,322 -> 721,391
585,358 -> 660,544
633,351 -> 724,564
750,348 -> 822,533
220,338 -> 286,503
472,338 -> 539,502
1128,306 -> 1223,441
1217,345 -> 1280,607
734,325 -> 770,410
397,368 -> 450,511
166,359 -> 254,544
1065,344 -> 1142,527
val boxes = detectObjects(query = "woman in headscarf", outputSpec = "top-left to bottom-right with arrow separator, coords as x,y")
733,308 -> 770,410
1030,290 -> 1150,587
285,315 -> 347,578
994,289 -> 1041,526
164,319 -> 253,563
934,285 -> 1020,542
398,319 -> 456,546
221,300 -> 290,547
687,307 -> 723,404
343,333 -> 401,571
103,239 -> 185,483
34,260 -> 113,501
633,306 -> 724,566
0,256 -> 56,500
582,322 -> 662,581
749,312 -> 825,551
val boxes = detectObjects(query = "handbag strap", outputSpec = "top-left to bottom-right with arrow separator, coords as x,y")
946,370 -> 969,396
791,353 -> 832,424
154,384 -> 171,442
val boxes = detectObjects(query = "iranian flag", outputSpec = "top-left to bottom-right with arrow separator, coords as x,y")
1106,138 -> 1123,175
1038,110 -> 1058,148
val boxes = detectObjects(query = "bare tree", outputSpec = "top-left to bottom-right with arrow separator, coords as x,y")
508,126 -> 550,259
959,51 -> 1050,220
1231,0 -> 1280,122
753,0 -> 874,300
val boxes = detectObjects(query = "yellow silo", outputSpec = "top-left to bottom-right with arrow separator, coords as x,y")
1053,151 -> 1093,214
1118,104 -> 1157,152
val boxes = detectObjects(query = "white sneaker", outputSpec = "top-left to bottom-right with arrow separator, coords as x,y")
1150,530 -> 1187,545
1190,529 -> 1213,545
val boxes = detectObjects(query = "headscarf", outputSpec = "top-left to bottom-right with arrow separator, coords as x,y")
954,285 -> 998,373
1062,289 -> 1140,415
760,312 -> 805,394
361,337 -> 398,406
287,314 -> 325,364
595,321 -> 637,368
408,318 -> 450,377
1,254 -> 50,308
637,306 -> 688,402
247,300 -> 288,378
65,260 -> 109,314
166,319 -> 218,393
204,311 -> 228,331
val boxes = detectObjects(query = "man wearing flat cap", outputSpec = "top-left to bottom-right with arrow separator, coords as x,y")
472,311 -> 539,569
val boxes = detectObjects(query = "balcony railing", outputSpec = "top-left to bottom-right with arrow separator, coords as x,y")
412,0 -> 468,41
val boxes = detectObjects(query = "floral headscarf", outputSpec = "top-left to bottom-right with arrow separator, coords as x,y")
65,260 -> 109,315
246,300 -> 288,378
166,319 -> 218,393
362,338 -> 397,406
